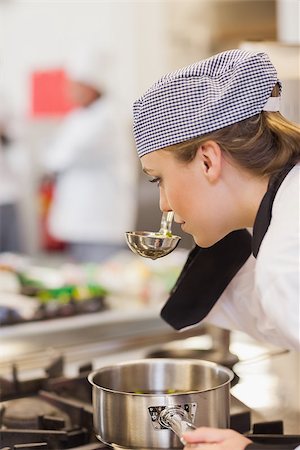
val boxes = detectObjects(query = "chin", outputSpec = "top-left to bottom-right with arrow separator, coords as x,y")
194,235 -> 220,248
195,229 -> 233,248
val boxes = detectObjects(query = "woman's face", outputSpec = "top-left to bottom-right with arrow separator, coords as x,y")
141,148 -> 230,248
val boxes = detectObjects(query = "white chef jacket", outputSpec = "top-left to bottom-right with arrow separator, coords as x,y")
42,97 -> 137,243
205,164 -> 300,350
0,144 -> 20,204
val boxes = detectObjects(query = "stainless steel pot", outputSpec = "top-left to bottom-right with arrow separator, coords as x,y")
88,358 -> 234,450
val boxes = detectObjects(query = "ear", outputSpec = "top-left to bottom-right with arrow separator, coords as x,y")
196,140 -> 222,182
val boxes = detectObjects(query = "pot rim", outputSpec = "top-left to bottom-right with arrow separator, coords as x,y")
87,358 -> 234,396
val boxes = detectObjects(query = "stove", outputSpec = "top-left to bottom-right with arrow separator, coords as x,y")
1,355 -> 299,449
0,357 -> 108,449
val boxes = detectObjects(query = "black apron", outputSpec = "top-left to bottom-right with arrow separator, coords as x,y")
161,165 -> 295,330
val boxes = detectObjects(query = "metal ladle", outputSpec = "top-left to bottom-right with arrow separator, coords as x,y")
125,211 -> 181,260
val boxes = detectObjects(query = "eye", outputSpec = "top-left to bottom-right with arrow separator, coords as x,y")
149,177 -> 161,187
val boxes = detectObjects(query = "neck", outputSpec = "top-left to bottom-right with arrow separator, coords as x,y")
242,176 -> 269,227
223,163 -> 270,230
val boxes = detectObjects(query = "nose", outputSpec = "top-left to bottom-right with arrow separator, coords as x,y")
159,189 -> 171,213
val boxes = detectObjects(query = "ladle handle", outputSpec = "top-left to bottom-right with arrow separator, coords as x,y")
159,406 -> 197,446
159,211 -> 174,234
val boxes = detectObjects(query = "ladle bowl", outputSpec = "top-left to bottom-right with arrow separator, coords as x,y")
125,212 -> 181,260
125,230 -> 181,260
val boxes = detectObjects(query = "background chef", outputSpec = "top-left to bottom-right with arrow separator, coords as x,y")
42,45 -> 138,263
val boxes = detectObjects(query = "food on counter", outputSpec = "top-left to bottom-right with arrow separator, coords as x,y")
35,283 -> 108,319
0,292 -> 39,325
0,265 -> 21,293
17,270 -> 107,300
17,272 -> 108,320
0,249 -> 188,325
0,262 -> 109,325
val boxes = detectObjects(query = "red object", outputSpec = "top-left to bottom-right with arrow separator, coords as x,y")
30,69 -> 76,117
39,176 -> 66,251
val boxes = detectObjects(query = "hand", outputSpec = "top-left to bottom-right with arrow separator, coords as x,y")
182,427 -> 253,450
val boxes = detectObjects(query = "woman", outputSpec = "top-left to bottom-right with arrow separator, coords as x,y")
132,49 -> 300,449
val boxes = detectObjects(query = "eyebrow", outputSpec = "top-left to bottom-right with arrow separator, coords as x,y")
142,167 -> 154,175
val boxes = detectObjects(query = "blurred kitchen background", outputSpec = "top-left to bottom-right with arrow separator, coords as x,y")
0,1 -> 299,446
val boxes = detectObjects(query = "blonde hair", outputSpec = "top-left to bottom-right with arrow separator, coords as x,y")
164,86 -> 300,179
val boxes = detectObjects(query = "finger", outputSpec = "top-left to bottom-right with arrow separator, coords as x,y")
185,444 -> 220,450
183,427 -> 235,443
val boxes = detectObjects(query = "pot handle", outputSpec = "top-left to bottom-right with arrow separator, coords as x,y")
159,406 -> 197,445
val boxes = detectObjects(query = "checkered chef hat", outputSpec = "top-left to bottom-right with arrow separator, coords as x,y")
133,49 -> 281,158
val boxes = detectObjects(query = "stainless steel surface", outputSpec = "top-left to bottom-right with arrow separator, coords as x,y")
230,339 -> 300,435
147,328 -> 239,369
88,358 -> 233,449
126,212 -> 181,259
0,308 -> 207,379
159,406 -> 197,444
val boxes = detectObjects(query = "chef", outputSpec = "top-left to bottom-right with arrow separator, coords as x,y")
0,97 -> 23,253
42,46 -> 137,263
132,49 -> 300,449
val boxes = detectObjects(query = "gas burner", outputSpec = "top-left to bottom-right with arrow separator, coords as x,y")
1,397 -> 71,429
0,357 -> 98,449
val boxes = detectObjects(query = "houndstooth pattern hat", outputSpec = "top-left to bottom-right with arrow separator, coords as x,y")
133,49 -> 281,158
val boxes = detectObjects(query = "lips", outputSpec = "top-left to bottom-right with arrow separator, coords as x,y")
180,222 -> 186,232
174,215 -> 186,231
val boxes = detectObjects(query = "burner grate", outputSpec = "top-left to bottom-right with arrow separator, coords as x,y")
0,428 -> 88,449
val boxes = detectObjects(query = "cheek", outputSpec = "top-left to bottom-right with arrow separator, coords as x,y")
165,170 -> 211,230
192,205 -> 229,247
166,183 -> 191,214
179,191 -> 218,244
